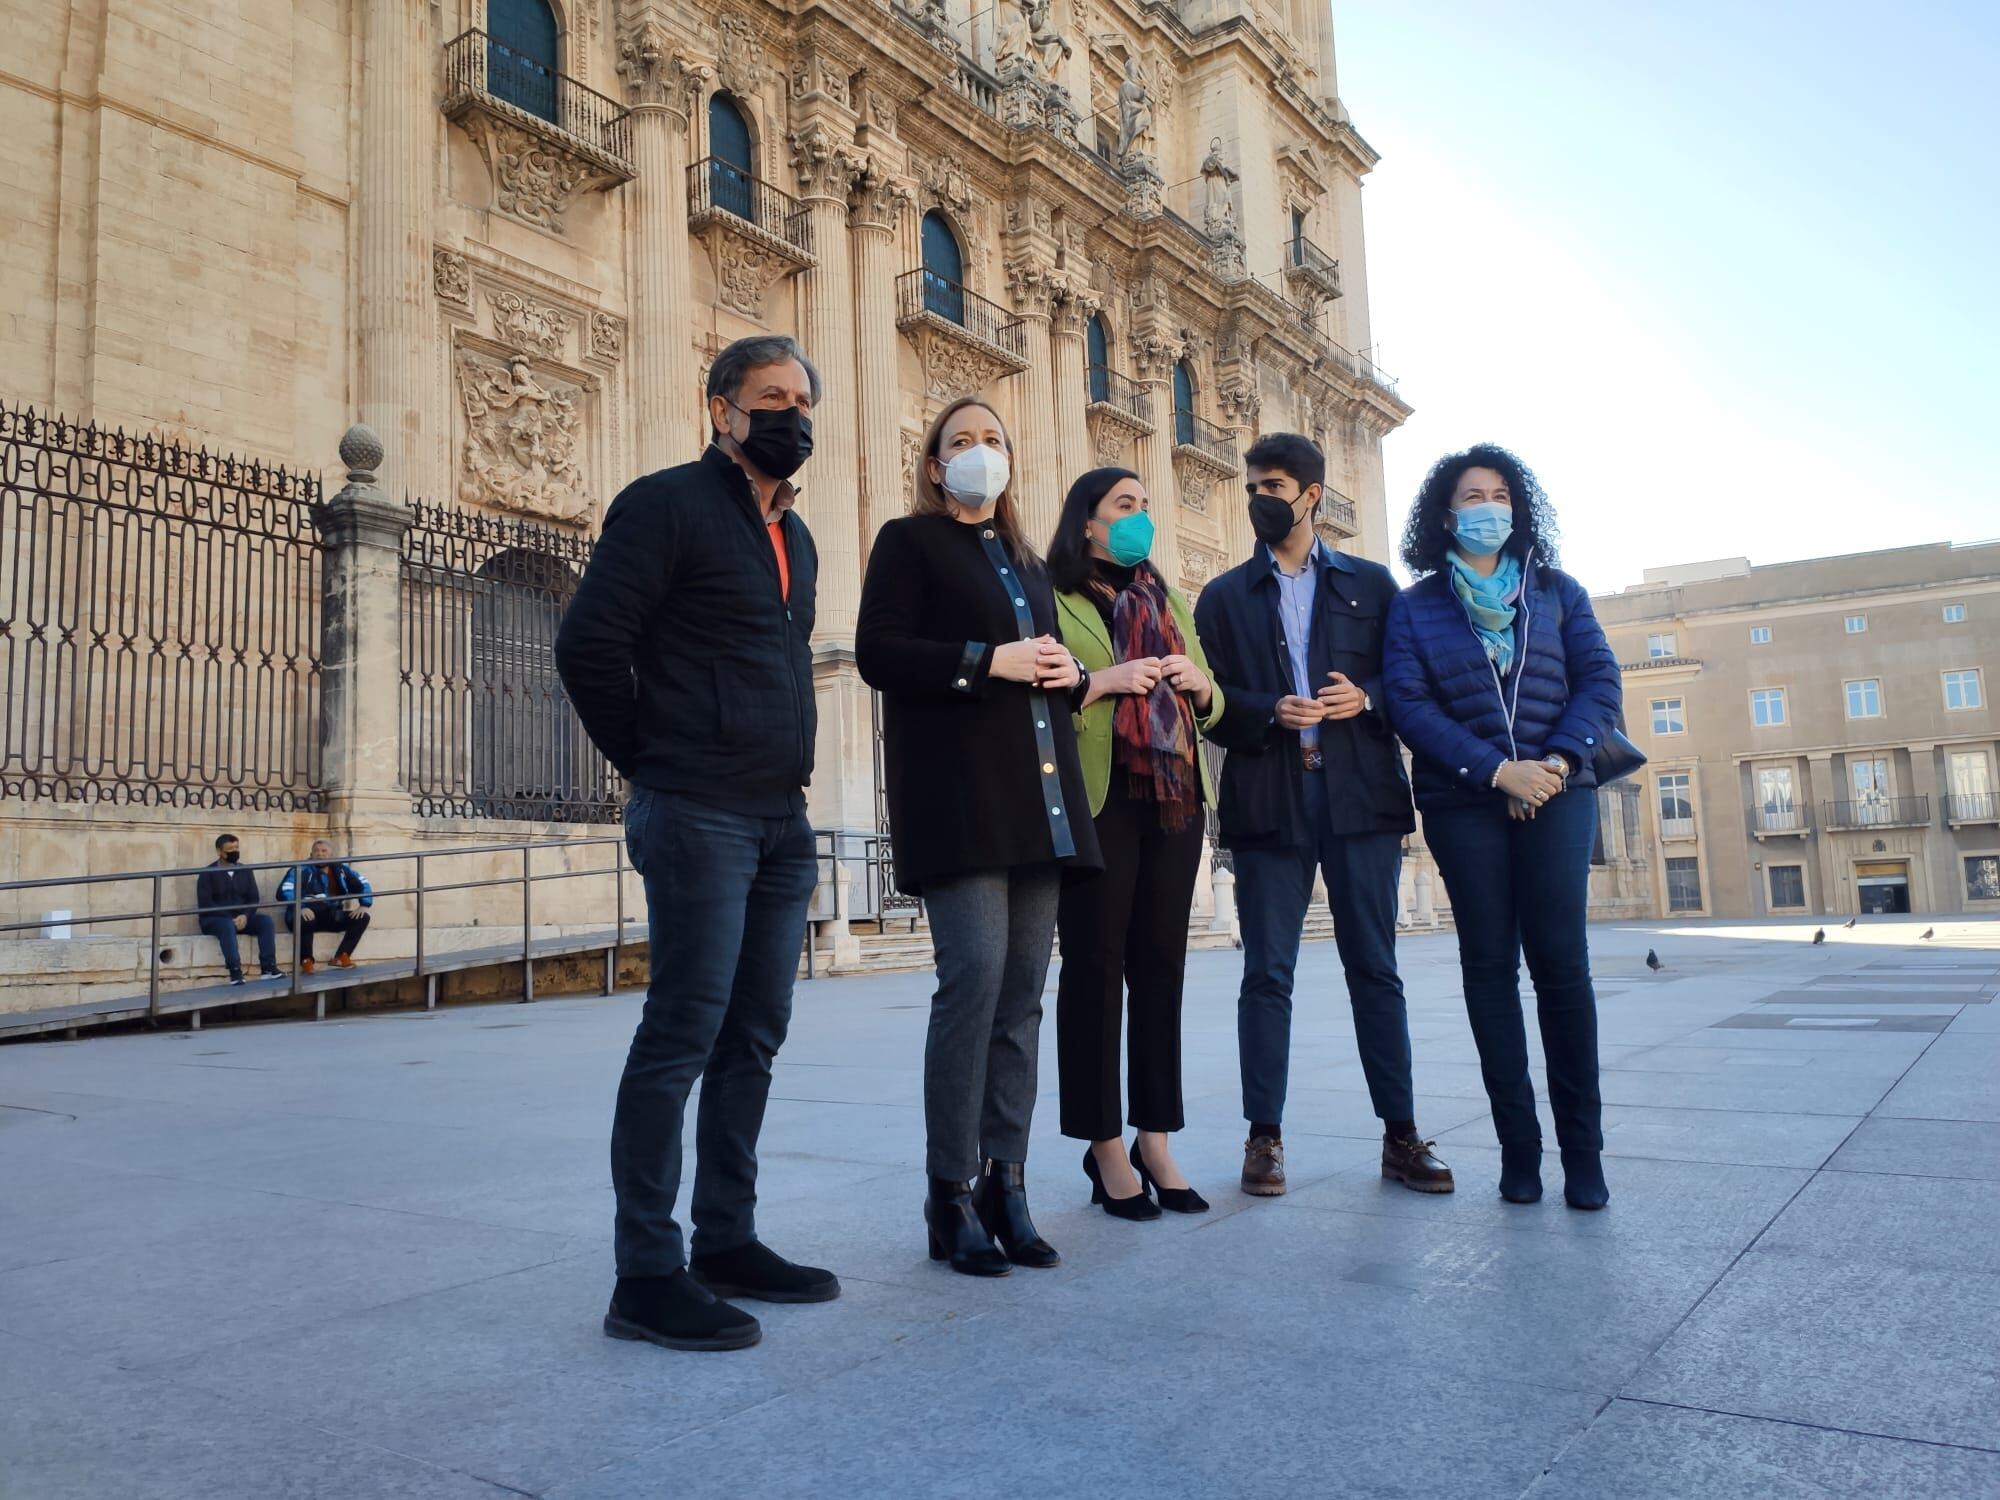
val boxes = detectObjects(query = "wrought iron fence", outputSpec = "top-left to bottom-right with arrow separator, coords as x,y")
871,691 -> 924,916
1316,487 -> 1358,534
400,500 -> 621,823
1174,408 -> 1239,469
1087,365 -> 1154,425
0,401 -> 323,810
441,29 -> 633,171
1822,795 -> 1930,830
896,269 -> 1028,362
687,157 -> 813,255
1285,232 -> 1343,298
1947,792 -> 1998,824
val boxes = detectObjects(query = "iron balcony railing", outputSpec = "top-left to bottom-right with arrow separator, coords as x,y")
1174,408 -> 1239,470
442,29 -> 633,173
1822,795 -> 1931,831
687,157 -> 813,256
1947,791 -> 2000,824
1285,232 -> 1343,298
1748,805 -> 1814,836
895,270 -> 1028,362
1087,365 -> 1153,425
1316,487 -> 1358,534
1659,816 -> 1697,841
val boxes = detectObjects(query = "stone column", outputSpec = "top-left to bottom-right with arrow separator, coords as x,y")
1050,285 -> 1095,490
792,122 -> 865,641
1132,332 -> 1184,586
356,0 -> 434,496
1805,751 -> 1842,915
849,162 -> 913,550
617,20 -> 707,476
313,426 -> 414,829
1006,257 -> 1062,550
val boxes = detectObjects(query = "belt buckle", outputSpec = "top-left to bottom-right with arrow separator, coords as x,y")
1301,746 -> 1324,772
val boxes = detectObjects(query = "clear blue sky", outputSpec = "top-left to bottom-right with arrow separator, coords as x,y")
1332,0 -> 1999,591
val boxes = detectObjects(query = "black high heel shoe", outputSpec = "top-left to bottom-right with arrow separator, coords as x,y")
1130,1139 -> 1209,1214
971,1160 -> 1061,1268
1082,1145 -> 1161,1221
1498,1142 -> 1544,1204
925,1177 -> 1012,1276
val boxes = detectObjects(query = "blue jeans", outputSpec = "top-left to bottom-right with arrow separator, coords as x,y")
199,913 -> 276,978
1422,787 -> 1602,1151
1233,771 -> 1414,1126
611,787 -> 817,1276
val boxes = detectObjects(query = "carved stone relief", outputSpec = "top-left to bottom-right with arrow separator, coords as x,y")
791,123 -> 866,201
922,153 -> 975,220
1090,417 -> 1133,467
455,349 -> 593,525
590,311 -> 626,361
486,288 -> 573,360
433,247 -> 471,308
458,114 -> 596,234
616,21 -> 710,115
1179,544 -> 1218,587
712,235 -> 796,318
716,15 -> 764,96
900,430 -> 923,510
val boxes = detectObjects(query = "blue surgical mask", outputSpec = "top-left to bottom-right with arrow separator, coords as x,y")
1451,500 -> 1513,557
1102,510 -> 1154,566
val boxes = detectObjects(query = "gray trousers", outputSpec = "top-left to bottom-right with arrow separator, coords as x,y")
921,864 -> 1061,1181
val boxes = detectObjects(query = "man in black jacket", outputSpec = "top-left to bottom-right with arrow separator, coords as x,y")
1193,434 -> 1453,1200
195,834 -> 280,985
555,334 -> 836,1354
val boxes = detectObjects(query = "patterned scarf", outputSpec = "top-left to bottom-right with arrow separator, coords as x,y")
1111,567 -> 1201,832
1448,549 -> 1524,676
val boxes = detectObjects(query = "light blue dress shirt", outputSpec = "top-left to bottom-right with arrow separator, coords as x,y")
1270,541 -> 1329,750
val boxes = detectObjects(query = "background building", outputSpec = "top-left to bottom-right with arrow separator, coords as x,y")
1595,543 -> 2000,920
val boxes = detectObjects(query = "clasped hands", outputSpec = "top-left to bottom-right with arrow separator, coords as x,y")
1275,671 -> 1367,730
991,635 -> 1080,689
1495,758 -> 1566,820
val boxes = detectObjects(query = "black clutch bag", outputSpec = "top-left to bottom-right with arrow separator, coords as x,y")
1593,726 -> 1646,786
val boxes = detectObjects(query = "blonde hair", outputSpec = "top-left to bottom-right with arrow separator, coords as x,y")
910,396 -> 1037,564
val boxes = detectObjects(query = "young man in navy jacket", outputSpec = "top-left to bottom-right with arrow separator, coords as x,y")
1193,434 -> 1453,1198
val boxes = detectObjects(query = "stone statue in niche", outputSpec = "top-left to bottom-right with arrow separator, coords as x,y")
1019,0 -> 1072,79
994,0 -> 1028,72
1114,55 -> 1152,159
456,351 -> 592,525
1200,139 -> 1239,239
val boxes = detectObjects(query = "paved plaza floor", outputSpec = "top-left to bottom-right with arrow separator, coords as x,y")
3,916 -> 1997,1499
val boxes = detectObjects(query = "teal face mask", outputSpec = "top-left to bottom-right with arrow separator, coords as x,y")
1102,510 -> 1155,566
1451,500 -> 1513,557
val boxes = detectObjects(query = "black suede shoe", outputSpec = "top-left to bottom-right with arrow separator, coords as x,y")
604,1270 -> 761,1352
1499,1142 -> 1544,1204
688,1240 -> 841,1304
1561,1148 -> 1610,1211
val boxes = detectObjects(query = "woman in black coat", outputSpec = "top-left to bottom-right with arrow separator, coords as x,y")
856,396 -> 1101,1278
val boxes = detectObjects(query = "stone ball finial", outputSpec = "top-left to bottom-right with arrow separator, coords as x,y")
339,423 -> 384,482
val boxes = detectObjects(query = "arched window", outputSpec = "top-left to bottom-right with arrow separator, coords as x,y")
921,211 -> 965,326
708,93 -> 754,221
1172,360 -> 1195,446
1086,314 -> 1110,403
488,0 -> 560,124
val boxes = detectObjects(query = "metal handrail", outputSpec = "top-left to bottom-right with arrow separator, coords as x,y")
1747,806 -> 1813,835
1316,487 -> 1358,533
686,157 -> 813,255
895,269 -> 1028,361
1284,232 -> 1342,296
1947,792 -> 1999,823
1821,795 -> 1932,830
441,29 -> 633,170
1173,408 -> 1238,469
1086,365 -> 1153,424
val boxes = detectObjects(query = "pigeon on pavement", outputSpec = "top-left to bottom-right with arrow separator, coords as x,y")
1921,928 -> 1935,940
1813,929 -> 1825,945
1645,949 -> 1663,972
1844,917 -> 1857,929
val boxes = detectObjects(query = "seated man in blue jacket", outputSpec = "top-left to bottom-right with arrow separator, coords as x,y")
196,833 -> 280,985
278,839 -> 374,972
1193,433 -> 1453,1199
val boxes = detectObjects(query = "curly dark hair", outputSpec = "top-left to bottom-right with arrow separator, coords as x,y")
1398,443 -> 1562,578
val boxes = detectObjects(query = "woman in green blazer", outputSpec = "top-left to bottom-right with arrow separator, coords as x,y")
1049,467 -> 1226,1218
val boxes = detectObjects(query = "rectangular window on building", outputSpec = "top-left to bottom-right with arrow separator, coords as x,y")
1757,766 -> 1801,832
1651,697 -> 1686,735
1657,772 -> 1694,838
1845,679 -> 1883,719
1950,752 -> 1995,823
1750,625 -> 1772,644
1944,603 -> 1967,623
1647,632 -> 1678,658
1750,687 -> 1788,726
1968,856 -> 2000,902
1944,669 -> 1984,711
1665,856 -> 1703,913
1769,865 -> 1806,909
1845,614 -> 1867,633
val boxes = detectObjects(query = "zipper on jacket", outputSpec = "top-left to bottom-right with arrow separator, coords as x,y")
1451,548 -> 1534,765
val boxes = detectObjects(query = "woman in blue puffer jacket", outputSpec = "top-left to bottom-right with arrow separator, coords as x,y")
1383,444 -> 1623,1211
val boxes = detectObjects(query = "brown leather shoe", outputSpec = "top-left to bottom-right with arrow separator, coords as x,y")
1382,1133 -> 1455,1194
1241,1135 -> 1287,1196
300,957 -> 315,975
333,953 -> 356,969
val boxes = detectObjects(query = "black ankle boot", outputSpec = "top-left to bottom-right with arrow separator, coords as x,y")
925,1176 -> 1011,1276
971,1160 -> 1061,1268
1498,1142 -> 1544,1204
1561,1148 -> 1610,1211
604,1270 -> 761,1352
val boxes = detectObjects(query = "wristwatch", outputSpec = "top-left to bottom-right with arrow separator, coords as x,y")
1541,754 -> 1571,781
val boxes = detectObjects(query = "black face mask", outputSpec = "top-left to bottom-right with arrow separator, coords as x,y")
221,851 -> 240,864
731,403 -> 813,482
1249,489 -> 1312,546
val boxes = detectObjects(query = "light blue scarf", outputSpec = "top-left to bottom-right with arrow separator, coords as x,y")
1448,549 -> 1524,675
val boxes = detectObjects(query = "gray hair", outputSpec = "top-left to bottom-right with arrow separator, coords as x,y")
705,335 -> 823,420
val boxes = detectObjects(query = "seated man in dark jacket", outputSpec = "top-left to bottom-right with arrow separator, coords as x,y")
1193,433 -> 1453,1200
196,833 -> 279,985
278,840 -> 374,972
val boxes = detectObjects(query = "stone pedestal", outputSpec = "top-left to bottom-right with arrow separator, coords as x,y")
1121,154 -> 1164,218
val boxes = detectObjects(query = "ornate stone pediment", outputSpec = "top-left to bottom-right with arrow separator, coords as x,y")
456,113 -> 621,235
899,320 -> 1030,402
454,348 -> 593,525
486,288 -> 573,360
715,14 -> 765,96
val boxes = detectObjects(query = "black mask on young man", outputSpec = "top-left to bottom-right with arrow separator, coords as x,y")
221,850 -> 241,864
1249,488 -> 1314,546
731,403 -> 814,482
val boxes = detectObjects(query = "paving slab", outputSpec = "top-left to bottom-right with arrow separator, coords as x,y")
1826,1116 -> 2000,1181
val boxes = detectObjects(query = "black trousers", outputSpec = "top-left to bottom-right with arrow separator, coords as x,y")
1056,774 -> 1206,1141
304,910 -> 370,960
